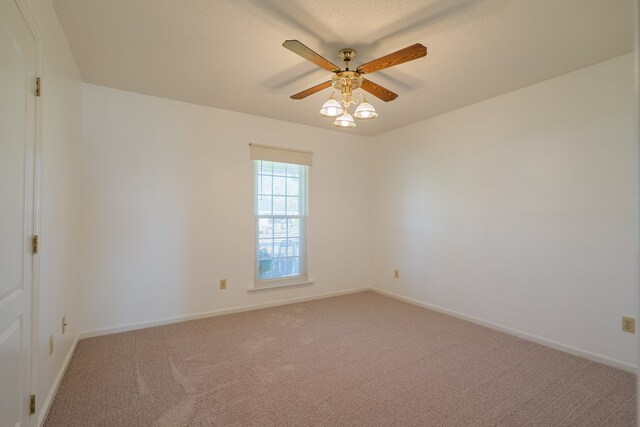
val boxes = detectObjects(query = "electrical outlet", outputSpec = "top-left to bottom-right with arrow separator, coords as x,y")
394,269 -> 400,279
220,279 -> 227,290
62,316 -> 67,335
49,334 -> 54,356
622,316 -> 635,333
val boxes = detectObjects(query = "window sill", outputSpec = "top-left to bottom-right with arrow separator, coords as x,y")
247,279 -> 314,293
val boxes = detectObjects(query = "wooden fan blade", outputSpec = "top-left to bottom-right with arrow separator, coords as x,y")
290,81 -> 332,100
361,78 -> 398,102
283,40 -> 341,72
357,43 -> 427,74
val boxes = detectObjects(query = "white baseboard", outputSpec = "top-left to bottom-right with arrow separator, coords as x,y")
79,287 -> 369,339
369,287 -> 637,374
38,332 -> 79,427
77,285 -> 636,374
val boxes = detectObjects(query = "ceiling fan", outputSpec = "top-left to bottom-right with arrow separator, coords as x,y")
283,40 -> 427,128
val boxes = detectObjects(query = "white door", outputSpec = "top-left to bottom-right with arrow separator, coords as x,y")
0,0 -> 38,426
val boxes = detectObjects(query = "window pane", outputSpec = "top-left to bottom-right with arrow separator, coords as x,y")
259,174 -> 273,196
273,175 -> 286,195
258,218 -> 273,239
258,262 -> 274,279
286,239 -> 299,256
274,238 -> 286,257
272,256 -> 286,276
286,177 -> 299,196
273,196 -> 286,215
286,196 -> 299,215
288,219 -> 300,237
259,161 -> 273,175
273,162 -> 287,176
258,241 -> 274,257
258,239 -> 274,279
287,257 -> 300,276
286,164 -> 300,178
273,219 -> 287,238
257,195 -> 272,215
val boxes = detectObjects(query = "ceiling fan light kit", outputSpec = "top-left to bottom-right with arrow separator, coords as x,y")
334,112 -> 356,128
283,40 -> 427,129
354,101 -> 378,120
323,90 -> 376,127
319,97 -> 344,117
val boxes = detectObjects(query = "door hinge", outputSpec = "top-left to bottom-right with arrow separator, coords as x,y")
35,77 -> 41,97
30,394 -> 36,415
32,235 -> 39,254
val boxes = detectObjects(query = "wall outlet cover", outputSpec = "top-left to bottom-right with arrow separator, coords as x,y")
622,316 -> 635,333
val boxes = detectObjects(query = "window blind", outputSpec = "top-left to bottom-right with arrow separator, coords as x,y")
249,143 -> 313,166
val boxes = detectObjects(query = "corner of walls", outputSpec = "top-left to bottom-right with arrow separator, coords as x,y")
369,54 -> 639,369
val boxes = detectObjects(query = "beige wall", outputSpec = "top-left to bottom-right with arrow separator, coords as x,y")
370,54 -> 638,368
79,84 -> 372,334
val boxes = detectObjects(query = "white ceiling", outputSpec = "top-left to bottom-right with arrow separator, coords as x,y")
53,0 -> 633,137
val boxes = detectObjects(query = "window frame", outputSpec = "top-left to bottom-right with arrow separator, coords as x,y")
253,160 -> 309,289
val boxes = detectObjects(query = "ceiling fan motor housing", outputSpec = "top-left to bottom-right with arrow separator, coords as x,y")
332,70 -> 362,93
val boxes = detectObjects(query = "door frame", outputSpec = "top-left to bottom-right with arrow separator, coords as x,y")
12,0 -> 42,424
635,0 -> 640,419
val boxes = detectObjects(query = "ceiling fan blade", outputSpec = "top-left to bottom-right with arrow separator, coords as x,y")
283,40 -> 341,72
357,43 -> 427,74
361,78 -> 398,102
290,80 -> 332,100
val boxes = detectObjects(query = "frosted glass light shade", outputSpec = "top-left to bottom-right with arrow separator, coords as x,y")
334,112 -> 356,128
354,101 -> 378,119
320,98 -> 344,117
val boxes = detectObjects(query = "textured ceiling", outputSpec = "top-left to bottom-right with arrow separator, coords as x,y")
53,0 -> 634,136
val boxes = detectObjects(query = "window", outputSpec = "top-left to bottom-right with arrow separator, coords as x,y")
254,159 -> 309,287
250,143 -> 312,289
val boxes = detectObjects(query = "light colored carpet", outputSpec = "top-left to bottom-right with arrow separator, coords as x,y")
45,291 -> 636,426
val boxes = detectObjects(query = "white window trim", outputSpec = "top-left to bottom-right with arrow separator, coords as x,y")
252,160 -> 309,290
247,279 -> 314,293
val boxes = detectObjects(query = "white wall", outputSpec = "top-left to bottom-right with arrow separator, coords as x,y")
21,0 -> 83,421
370,54 -> 638,367
80,84 -> 371,333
